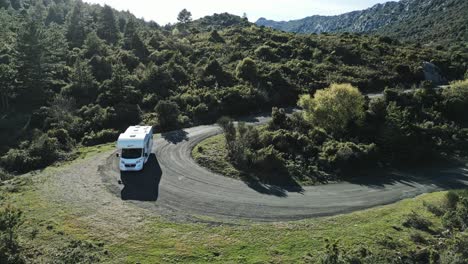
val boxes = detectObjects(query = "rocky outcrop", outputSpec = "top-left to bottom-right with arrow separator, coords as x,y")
256,0 -> 468,44
422,62 -> 446,85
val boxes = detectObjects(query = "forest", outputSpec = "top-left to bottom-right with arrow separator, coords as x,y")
0,0 -> 467,176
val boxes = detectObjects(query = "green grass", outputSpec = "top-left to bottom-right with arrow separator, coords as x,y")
191,134 -> 248,179
0,142 -> 459,263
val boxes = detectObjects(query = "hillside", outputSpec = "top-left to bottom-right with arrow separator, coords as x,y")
256,0 -> 468,44
0,0 -> 467,175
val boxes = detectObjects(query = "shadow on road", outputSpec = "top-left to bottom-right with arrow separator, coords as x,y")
344,164 -> 468,190
240,172 -> 304,197
162,130 -> 189,144
120,154 -> 162,201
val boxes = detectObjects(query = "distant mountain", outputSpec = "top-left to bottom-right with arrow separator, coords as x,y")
256,0 -> 468,44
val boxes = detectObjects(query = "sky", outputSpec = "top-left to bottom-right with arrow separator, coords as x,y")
83,0 -> 392,25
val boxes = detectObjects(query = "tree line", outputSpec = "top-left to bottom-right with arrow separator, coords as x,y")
219,80 -> 468,184
0,0 -> 466,174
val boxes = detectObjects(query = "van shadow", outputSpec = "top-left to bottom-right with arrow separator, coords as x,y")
120,154 -> 162,201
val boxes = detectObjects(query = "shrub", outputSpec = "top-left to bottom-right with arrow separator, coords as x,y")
423,201 -> 445,217
54,240 -> 101,264
208,30 -> 224,43
47,129 -> 75,151
442,79 -> 468,122
254,145 -> 286,174
298,83 -> 365,134
82,129 -> 119,146
319,140 -> 377,172
255,45 -> 278,61
1,149 -> 35,173
154,100 -> 180,131
442,197 -> 468,231
268,107 -> 288,130
403,211 -> 432,231
235,57 -> 258,83
1,134 -> 63,173
0,205 -> 24,264
0,167 -> 12,182
446,191 -> 460,210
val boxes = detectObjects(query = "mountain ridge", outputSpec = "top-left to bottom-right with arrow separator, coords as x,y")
256,0 -> 468,44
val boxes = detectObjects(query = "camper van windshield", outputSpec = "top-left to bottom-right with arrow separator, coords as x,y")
121,148 -> 143,159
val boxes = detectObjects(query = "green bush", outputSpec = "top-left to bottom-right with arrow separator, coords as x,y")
442,79 -> 468,122
235,57 -> 258,83
1,134 -> 62,173
0,205 -> 24,264
253,145 -> 286,175
0,167 -> 12,182
154,100 -> 180,131
82,129 -> 119,146
54,240 -> 101,264
319,140 -> 377,172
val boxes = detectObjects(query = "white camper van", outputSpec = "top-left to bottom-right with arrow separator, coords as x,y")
117,126 -> 153,171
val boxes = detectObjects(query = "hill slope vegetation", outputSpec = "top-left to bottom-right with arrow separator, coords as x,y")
256,0 -> 468,45
0,0 -> 466,174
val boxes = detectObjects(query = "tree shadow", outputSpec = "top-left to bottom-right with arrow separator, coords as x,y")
162,130 -> 189,144
120,154 -> 162,201
239,171 -> 304,197
344,163 -> 468,191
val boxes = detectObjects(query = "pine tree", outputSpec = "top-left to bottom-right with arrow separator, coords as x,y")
123,18 -> 148,59
45,4 -> 65,25
62,58 -> 98,106
0,64 -> 16,112
177,9 -> 192,24
15,18 -> 49,108
97,5 -> 119,45
123,18 -> 136,50
66,0 -> 86,48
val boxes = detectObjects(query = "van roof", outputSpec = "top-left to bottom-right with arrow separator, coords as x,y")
123,126 -> 152,135
117,126 -> 153,143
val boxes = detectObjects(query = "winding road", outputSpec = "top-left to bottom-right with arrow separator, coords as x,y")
99,111 -> 468,222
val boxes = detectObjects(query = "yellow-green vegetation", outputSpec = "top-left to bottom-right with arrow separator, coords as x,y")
1,143 -> 466,263
298,83 -> 365,134
191,134 -> 246,179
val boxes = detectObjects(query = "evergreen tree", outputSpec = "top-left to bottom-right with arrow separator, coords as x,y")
45,4 -> 65,25
83,31 -> 107,58
97,5 -> 119,45
177,9 -> 192,24
97,62 -> 140,106
15,18 -> 49,108
62,58 -> 98,106
123,19 -> 148,59
43,23 -> 67,81
123,18 -> 136,50
0,64 -> 15,112
154,100 -> 180,130
66,0 -> 86,48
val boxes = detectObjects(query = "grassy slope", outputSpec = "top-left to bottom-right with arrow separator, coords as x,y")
191,133 -> 318,185
191,134 -> 246,180
0,142 -> 454,263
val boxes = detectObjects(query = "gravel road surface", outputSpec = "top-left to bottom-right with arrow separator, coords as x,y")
98,112 -> 468,222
